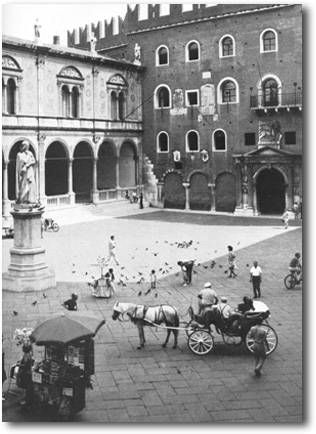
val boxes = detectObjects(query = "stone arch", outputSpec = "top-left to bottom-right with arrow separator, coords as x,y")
97,140 -> 117,190
189,171 -> 211,211
215,171 -> 236,212
119,141 -> 137,188
8,139 -> 37,201
73,141 -> 94,203
163,172 -> 185,209
45,141 -> 69,196
254,166 -> 287,215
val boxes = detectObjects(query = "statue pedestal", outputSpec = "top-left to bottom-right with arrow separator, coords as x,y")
2,205 -> 56,292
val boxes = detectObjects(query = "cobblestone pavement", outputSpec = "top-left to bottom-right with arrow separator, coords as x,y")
2,209 -> 302,423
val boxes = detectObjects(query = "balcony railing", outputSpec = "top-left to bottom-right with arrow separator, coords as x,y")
250,92 -> 302,110
2,114 -> 143,131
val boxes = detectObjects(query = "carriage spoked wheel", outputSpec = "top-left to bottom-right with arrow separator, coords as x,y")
284,273 -> 297,289
245,324 -> 278,355
187,330 -> 214,355
184,320 -> 210,337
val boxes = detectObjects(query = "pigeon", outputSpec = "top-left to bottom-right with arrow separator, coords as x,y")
138,272 -> 143,276
214,250 -> 218,253
153,253 -> 158,257
137,280 -> 142,284
176,368 -> 182,374
144,289 -> 151,295
246,264 -> 249,267
154,293 -> 158,298
137,291 -> 142,296
32,300 -> 37,306
43,293 -> 47,298
85,272 -> 88,276
121,267 -> 125,270
203,265 -> 208,269
13,310 -> 18,316
224,270 -> 228,274
210,261 -> 216,269
219,265 -> 223,268
193,270 -> 198,274
145,248 -> 149,251
165,262 -> 169,266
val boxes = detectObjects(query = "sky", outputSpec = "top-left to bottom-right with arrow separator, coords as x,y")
1,1 -> 129,45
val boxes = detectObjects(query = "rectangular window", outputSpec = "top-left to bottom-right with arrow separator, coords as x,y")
186,90 -> 199,107
160,4 -> 170,16
284,131 -> 296,145
244,133 -> 256,146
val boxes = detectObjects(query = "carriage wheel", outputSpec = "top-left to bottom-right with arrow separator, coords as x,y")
187,330 -> 214,355
245,325 -> 278,355
284,274 -> 296,289
184,321 -> 210,337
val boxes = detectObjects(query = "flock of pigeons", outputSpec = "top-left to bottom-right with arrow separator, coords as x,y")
12,239 -> 249,316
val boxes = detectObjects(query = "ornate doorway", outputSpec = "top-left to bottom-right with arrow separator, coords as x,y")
256,168 -> 285,214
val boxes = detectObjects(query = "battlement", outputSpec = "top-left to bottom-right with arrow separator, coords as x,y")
67,3 -> 281,50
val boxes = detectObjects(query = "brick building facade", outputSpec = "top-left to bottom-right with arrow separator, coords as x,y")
68,3 -> 303,215
2,35 -> 143,222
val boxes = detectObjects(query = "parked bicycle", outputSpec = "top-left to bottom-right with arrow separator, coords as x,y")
42,217 -> 59,232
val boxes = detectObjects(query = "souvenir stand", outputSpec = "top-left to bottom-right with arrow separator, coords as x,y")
30,313 -> 105,419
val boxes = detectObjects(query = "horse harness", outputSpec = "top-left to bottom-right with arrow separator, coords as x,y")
129,305 -> 169,325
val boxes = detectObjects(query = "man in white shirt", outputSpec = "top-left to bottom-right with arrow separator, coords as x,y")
249,261 -> 262,298
107,235 -> 119,266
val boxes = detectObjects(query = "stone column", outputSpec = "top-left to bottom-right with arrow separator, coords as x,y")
91,157 -> 99,203
252,180 -> 258,216
208,183 -> 216,212
241,163 -> 249,209
68,158 -> 75,205
2,80 -> 7,113
38,135 -> 47,206
183,182 -> 190,210
157,182 -> 164,208
115,156 -> 120,189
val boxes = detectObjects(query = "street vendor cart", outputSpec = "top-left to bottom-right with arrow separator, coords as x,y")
29,312 -> 105,420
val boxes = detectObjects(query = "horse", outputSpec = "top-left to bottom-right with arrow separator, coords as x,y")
112,302 -> 179,349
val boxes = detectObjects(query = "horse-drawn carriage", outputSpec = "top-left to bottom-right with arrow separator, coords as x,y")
112,299 -> 278,356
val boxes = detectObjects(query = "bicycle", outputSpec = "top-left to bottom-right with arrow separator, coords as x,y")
284,270 -> 302,289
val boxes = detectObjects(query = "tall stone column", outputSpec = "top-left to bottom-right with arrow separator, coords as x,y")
252,180 -> 258,216
183,182 -> 190,210
2,81 -> 7,113
115,156 -> 120,189
91,158 -> 99,203
38,134 -> 47,206
241,163 -> 249,209
68,158 -> 75,205
208,183 -> 216,212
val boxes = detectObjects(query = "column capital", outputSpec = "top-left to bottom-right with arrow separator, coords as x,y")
182,182 -> 190,188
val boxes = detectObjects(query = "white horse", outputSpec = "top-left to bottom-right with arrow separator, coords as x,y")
112,302 -> 179,349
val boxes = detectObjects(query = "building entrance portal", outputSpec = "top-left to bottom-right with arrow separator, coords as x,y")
256,168 -> 285,215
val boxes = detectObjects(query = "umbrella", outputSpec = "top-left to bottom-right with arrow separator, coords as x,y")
30,312 -> 106,345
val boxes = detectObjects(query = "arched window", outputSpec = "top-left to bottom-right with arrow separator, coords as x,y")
71,87 -> 79,118
260,29 -> 278,53
61,85 -> 71,117
157,132 -> 169,153
156,46 -> 169,66
186,130 -> 199,152
262,78 -> 278,106
220,35 -> 235,57
186,41 -> 200,62
111,91 -> 118,120
155,85 -> 171,108
213,129 -> 227,151
118,91 -> 125,120
221,80 -> 236,103
6,78 -> 16,114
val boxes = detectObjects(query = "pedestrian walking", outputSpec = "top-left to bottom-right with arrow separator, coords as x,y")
17,342 -> 34,408
105,272 -> 116,297
250,261 -> 263,298
227,245 -> 237,278
150,269 -> 157,290
282,210 -> 289,229
139,192 -> 144,209
248,318 -> 269,377
107,235 -> 119,265
108,268 -> 117,293
293,202 -> 300,220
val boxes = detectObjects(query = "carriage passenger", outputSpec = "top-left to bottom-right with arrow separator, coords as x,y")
215,296 -> 234,320
225,296 -> 255,332
198,282 -> 218,313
